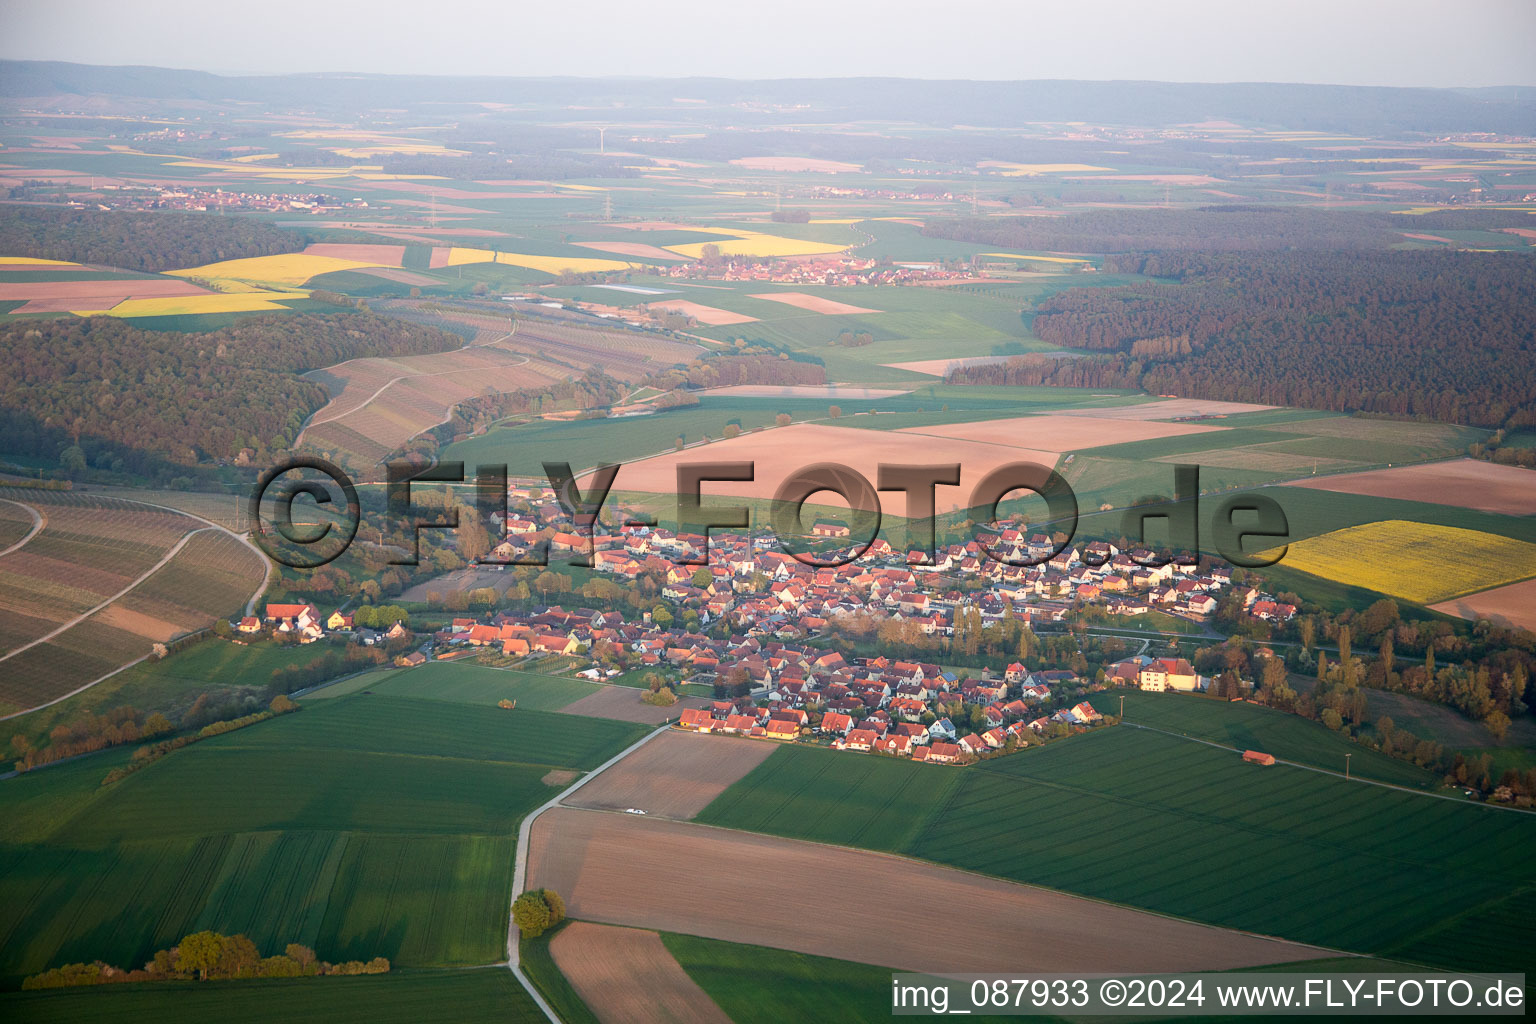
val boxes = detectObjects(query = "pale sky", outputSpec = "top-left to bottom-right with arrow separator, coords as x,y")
1,0 -> 1533,87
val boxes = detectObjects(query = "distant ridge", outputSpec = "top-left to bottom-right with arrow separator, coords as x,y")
3,60 -> 1534,134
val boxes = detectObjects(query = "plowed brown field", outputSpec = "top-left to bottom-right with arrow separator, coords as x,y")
1285,459 -> 1536,517
549,922 -> 729,1024
527,808 -> 1322,974
562,730 -> 776,818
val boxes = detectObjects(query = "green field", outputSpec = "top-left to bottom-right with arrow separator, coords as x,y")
663,932 -> 909,1024
0,692 -> 645,984
311,660 -> 600,709
696,728 -> 1536,969
663,931 -> 1441,1024
1087,691 -> 1435,787
6,638 -> 329,748
0,968 -> 542,1024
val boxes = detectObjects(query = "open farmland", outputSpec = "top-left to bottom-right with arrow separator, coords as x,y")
0,490 -> 198,650
1271,520 -> 1536,605
896,412 -> 1224,450
562,730 -> 777,819
335,660 -> 601,709
0,519 -> 265,714
592,422 -> 1059,517
526,806 -> 1321,973
549,922 -> 729,1024
696,729 -> 1536,968
299,307 -> 698,469
1085,691 -> 1434,787
0,689 -> 647,982
1285,458 -> 1536,517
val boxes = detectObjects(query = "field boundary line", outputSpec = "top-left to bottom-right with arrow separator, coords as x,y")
508,722 -> 675,1023
1120,722 -> 1535,813
0,497 -> 44,557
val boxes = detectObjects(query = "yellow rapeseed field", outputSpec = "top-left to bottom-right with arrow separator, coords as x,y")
982,252 -> 1089,264
83,293 -> 298,317
167,254 -> 383,289
664,229 -> 849,260
1269,520 -> 1536,605
0,256 -> 79,265
444,247 -> 636,274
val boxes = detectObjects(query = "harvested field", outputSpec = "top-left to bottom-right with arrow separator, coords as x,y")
558,686 -> 712,725
299,342 -> 577,466
1054,398 -> 1276,420
729,157 -> 862,172
597,423 -> 1059,516
746,291 -> 881,315
0,279 -> 208,301
1431,578 -> 1536,632
884,355 -> 1023,376
704,385 -> 912,400
573,240 -> 691,261
91,603 -> 184,642
347,266 -> 441,287
550,923 -> 729,1024
898,414 -> 1223,451
646,299 -> 757,326
526,808 -> 1320,973
302,242 -> 406,265
563,731 -> 777,818
1284,459 -> 1536,517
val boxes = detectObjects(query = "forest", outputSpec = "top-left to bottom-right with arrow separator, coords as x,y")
0,313 -> 461,470
953,249 -> 1536,428
0,205 -> 303,272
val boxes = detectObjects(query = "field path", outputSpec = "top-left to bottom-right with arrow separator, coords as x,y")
0,494 -> 273,722
0,497 -> 44,557
508,723 -> 675,1023
0,526 -> 210,669
294,321 -> 520,445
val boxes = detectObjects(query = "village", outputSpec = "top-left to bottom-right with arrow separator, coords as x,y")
239,482 -> 1299,765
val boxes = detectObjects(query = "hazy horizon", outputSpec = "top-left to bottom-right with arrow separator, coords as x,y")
2,0 -> 1534,89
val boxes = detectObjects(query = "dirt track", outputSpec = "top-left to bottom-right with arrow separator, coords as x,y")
528,807 -> 1325,975
562,729 -> 776,818
549,922 -> 729,1024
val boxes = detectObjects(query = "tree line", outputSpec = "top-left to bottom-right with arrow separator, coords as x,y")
1,312 -> 462,470
22,932 -> 388,990
952,249 -> 1536,428
0,205 -> 303,272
